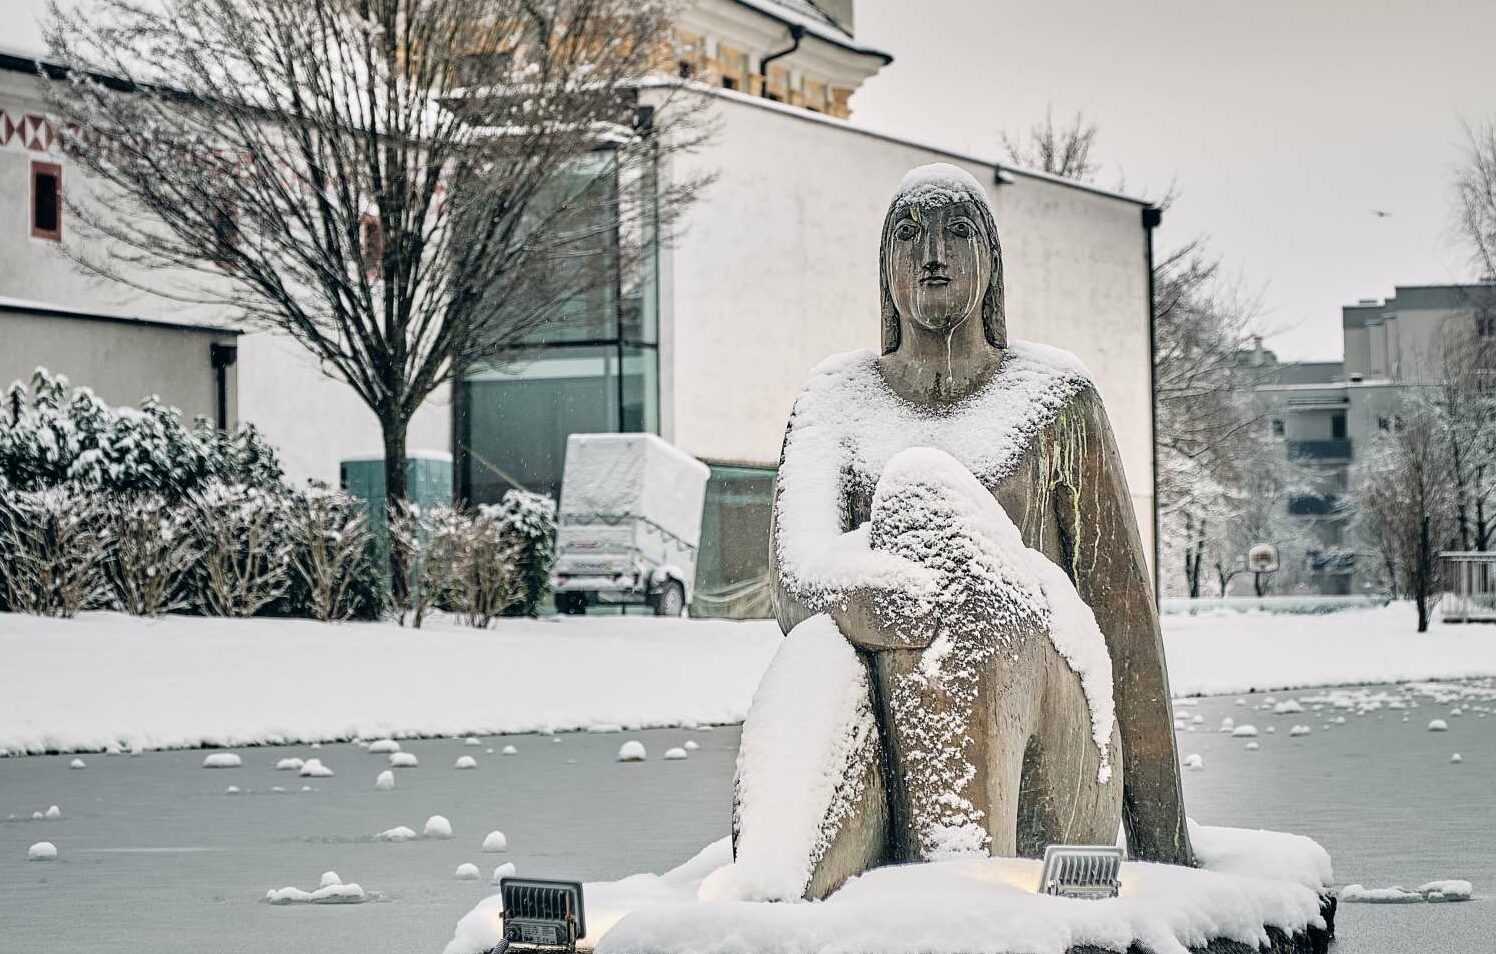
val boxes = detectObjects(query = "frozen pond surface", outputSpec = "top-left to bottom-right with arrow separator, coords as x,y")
4,684 -> 1496,953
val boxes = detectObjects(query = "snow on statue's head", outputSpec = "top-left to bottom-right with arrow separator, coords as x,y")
880,163 -> 1006,355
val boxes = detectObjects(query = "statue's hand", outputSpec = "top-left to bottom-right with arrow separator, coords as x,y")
828,585 -> 938,651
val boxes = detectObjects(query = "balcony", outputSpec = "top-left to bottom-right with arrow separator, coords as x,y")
1288,439 -> 1352,461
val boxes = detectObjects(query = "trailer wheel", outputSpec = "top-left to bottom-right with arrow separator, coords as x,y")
555,592 -> 587,615
652,580 -> 685,617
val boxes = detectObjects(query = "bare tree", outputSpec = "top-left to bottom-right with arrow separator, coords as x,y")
1001,106 -> 1100,182
1356,413 -> 1456,632
42,0 -> 710,591
1455,121 -> 1496,281
1428,314 -> 1496,552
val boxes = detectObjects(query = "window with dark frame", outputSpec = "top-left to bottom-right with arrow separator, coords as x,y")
31,161 -> 61,241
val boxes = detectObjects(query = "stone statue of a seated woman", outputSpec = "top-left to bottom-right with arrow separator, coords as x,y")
709,164 -> 1192,904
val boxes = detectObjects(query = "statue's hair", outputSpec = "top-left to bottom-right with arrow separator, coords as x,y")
879,169 -> 1007,355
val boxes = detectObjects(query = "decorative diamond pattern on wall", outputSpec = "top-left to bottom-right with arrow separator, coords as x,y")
0,110 -> 56,152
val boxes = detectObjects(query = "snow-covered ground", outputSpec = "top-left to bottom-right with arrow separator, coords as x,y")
1162,603 -> 1496,696
0,613 -> 780,755
4,603 -> 1496,754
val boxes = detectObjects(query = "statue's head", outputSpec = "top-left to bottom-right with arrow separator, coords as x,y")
880,163 -> 1006,354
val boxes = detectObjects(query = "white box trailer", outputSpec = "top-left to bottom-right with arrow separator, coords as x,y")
550,433 -> 710,616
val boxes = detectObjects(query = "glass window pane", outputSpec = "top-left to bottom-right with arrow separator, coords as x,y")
693,465 -> 776,618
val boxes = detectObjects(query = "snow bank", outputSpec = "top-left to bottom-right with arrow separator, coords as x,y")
1163,603 -> 1496,695
0,613 -> 781,754
443,825 -> 1331,954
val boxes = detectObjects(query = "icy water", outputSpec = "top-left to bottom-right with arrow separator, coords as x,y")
2,684 -> 1495,954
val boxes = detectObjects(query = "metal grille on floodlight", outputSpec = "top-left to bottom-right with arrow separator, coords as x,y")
1039,845 -> 1123,899
490,878 -> 586,953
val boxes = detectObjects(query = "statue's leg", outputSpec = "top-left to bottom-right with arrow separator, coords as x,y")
875,636 -> 1044,861
718,615 -> 888,902
1017,649 -> 1124,854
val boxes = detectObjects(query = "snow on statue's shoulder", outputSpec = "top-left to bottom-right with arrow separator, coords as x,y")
775,341 -> 1092,610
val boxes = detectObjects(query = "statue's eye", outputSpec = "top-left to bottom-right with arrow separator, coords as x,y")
895,221 -> 919,241
949,221 -> 972,238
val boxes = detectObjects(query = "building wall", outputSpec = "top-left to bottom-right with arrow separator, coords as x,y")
0,308 -> 236,423
660,91 -> 1156,556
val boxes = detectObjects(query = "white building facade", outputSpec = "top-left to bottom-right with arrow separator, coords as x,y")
2,0 -> 1159,618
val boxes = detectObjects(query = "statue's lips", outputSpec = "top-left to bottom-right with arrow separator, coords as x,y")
918,276 -> 951,286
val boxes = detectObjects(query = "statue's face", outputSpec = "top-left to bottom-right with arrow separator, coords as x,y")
886,201 -> 991,336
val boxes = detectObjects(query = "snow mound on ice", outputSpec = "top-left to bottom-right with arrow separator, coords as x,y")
1428,719 -> 1449,732
1230,725 -> 1258,738
454,756 -> 477,770
617,741 -> 646,762
1290,725 -> 1312,737
389,752 -> 419,768
69,758 -> 85,769
683,740 -> 699,751
490,861 -> 517,884
424,815 -> 454,839
265,881 -> 367,904
1274,699 -> 1305,714
455,863 -> 481,881
44,805 -> 61,819
663,747 -> 688,760
1419,879 -> 1474,902
320,871 -> 342,888
375,770 -> 395,791
482,831 -> 508,853
377,826 -> 418,842
1338,884 -> 1425,904
28,841 -> 57,861
225,786 -> 241,794
463,737 -> 481,747
202,752 -> 241,768
1183,753 -> 1204,770
367,739 -> 401,753
299,758 -> 334,778
1245,741 -> 1260,751
275,757 -> 304,771
501,745 -> 518,756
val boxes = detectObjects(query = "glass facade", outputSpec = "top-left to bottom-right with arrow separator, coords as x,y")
456,147 -> 661,506
692,465 -> 777,619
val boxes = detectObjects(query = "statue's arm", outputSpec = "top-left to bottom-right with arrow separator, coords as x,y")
1059,387 -> 1194,866
768,415 -> 935,648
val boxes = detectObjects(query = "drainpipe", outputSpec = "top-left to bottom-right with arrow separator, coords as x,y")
759,25 -> 804,99
1142,204 -> 1163,607
210,342 -> 237,431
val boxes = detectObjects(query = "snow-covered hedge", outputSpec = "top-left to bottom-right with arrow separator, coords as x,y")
0,370 -> 553,624
0,369 -> 385,620
1,369 -> 282,497
390,491 -> 557,626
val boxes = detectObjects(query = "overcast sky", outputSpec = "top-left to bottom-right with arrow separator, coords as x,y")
848,0 -> 1496,360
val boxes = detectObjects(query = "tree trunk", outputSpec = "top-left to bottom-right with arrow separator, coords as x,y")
381,414 -> 410,607
1415,514 -> 1432,633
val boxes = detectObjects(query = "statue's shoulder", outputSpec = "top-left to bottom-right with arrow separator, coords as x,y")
789,349 -> 880,418
1005,340 -> 1093,386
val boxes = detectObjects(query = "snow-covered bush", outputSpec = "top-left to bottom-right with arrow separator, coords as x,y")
185,484 -> 293,617
0,486 -> 108,617
283,489 -> 382,622
447,507 -> 525,628
0,369 -> 282,497
492,490 -> 557,618
99,496 -> 200,616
